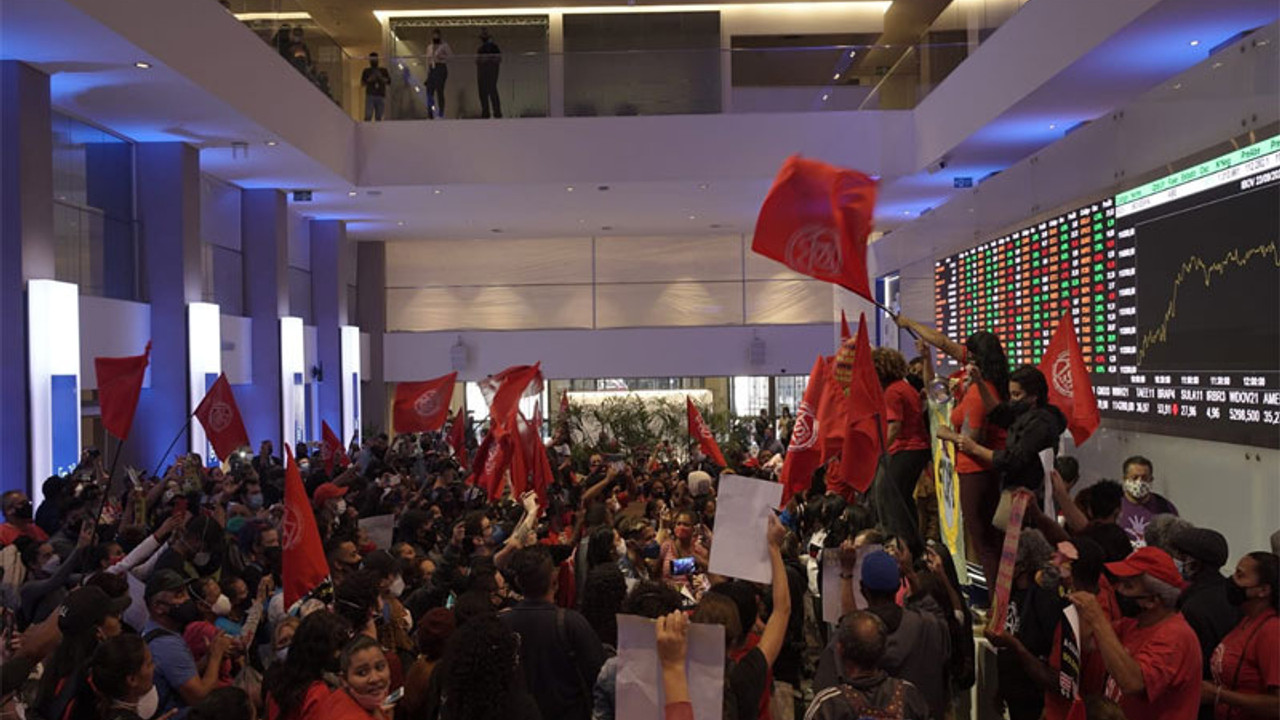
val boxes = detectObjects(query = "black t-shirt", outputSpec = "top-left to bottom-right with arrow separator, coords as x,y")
361,66 -> 390,96
727,646 -> 768,720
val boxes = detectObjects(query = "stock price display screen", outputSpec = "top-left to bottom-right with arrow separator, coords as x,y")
935,137 -> 1280,448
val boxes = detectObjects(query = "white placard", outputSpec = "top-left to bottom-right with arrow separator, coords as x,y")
707,474 -> 783,583
821,543 -> 882,624
359,514 -> 395,550
616,614 -> 724,720
1040,448 -> 1056,518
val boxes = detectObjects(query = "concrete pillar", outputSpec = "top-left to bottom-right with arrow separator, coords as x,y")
548,13 -> 565,118
356,241 -> 386,433
240,189 -> 289,450
0,62 -> 55,495
310,220 -> 348,433
85,141 -> 137,300
132,143 -> 201,470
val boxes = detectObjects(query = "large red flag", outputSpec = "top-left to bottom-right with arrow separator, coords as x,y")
780,355 -> 827,505
1039,311 -> 1100,445
529,403 -> 554,505
816,356 -> 847,461
838,315 -> 887,495
840,310 -> 852,343
751,156 -> 878,301
282,444 -> 329,607
320,420 -> 349,476
482,364 -> 543,432
446,407 -> 468,468
475,432 -> 511,501
193,373 -> 249,461
686,397 -> 727,467
393,372 -> 457,433
95,342 -> 151,441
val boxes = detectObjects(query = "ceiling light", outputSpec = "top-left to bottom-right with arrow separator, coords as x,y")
849,50 -> 856,58
432,189 -> 442,195
578,219 -> 587,224
902,210 -> 910,215
414,86 -> 421,93
1048,123 -> 1056,130
1212,61 -> 1223,69
1173,82 -> 1183,90
1189,40 -> 1200,47
833,74 -> 840,80
397,221 -> 404,226
134,61 -> 152,69
688,215 -> 697,220
347,191 -> 357,197
566,186 -> 575,192
265,140 -> 278,147
821,94 -> 829,101
698,183 -> 709,190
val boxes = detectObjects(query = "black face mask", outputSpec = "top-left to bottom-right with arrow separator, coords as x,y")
263,546 -> 282,570
1226,580 -> 1255,607
9,502 -> 33,521
168,600 -> 202,629
1115,592 -> 1148,619
370,59 -> 379,67
1009,399 -> 1034,416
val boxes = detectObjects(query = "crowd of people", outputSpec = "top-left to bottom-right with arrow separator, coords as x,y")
359,28 -> 504,122
0,319 -> 1276,720
270,24 -> 332,99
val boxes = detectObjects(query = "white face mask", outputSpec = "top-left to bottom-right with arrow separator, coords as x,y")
211,594 -> 232,616
389,576 -> 405,598
335,500 -> 347,515
192,551 -> 212,567
117,685 -> 159,719
1124,479 -> 1151,502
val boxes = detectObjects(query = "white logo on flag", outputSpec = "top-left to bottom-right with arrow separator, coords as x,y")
414,389 -> 441,418
784,225 -> 843,276
207,402 -> 233,432
788,400 -> 818,453
281,504 -> 303,550
484,444 -> 501,476
1051,351 -> 1074,398
697,419 -> 714,440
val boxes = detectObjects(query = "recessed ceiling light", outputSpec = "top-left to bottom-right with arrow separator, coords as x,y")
1189,40 -> 1200,47
347,191 -> 357,197
821,94 -> 830,101
134,61 -> 152,69
265,140 -> 278,147
902,210 -> 911,215
1212,61 -> 1223,69
432,189 -> 442,195
688,215 -> 697,220
414,86 -> 421,93
566,186 -> 575,192
1048,123 -> 1056,129
397,221 -> 404,226
848,51 -> 856,58
833,74 -> 840,80
1173,82 -> 1183,90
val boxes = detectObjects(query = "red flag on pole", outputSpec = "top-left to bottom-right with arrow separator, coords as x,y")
1039,311 -> 1100,446
816,355 -> 847,461
780,355 -> 828,505
529,403 -> 554,505
95,342 -> 151,441
482,364 -> 543,431
475,432 -> 511,501
282,444 -> 329,607
686,397 -> 727,467
838,314 -> 887,495
193,373 -> 250,461
447,407 -> 468,468
751,156 -> 878,301
840,310 -> 852,343
393,372 -> 457,433
321,420 -> 349,476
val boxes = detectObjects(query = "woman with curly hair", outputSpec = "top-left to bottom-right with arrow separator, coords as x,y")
439,615 -> 540,720
263,610 -> 352,720
872,346 -> 932,547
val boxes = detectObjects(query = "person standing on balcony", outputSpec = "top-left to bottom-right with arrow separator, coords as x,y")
426,29 -> 452,119
476,28 -> 502,119
361,52 -> 391,121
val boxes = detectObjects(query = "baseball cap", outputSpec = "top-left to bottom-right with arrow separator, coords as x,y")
1105,546 -> 1186,589
860,550 -> 900,593
1170,527 -> 1229,570
58,586 -> 131,637
313,482 -> 348,505
144,569 -> 189,602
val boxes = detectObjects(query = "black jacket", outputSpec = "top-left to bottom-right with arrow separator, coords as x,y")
990,403 -> 1067,490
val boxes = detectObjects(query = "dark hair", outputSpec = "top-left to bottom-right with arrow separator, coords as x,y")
586,526 -> 618,570
620,581 -> 683,619
1055,456 -> 1080,486
1009,365 -> 1049,407
1122,455 -> 1153,476
1088,480 -> 1124,520
965,331 -> 1010,401
1070,537 -> 1106,590
75,634 -> 147,720
1245,551 -> 1280,612
440,615 -> 521,720
188,687 -> 254,720
264,610 -> 352,719
691,592 -> 741,650
339,634 -> 384,674
452,590 -> 496,627
708,581 -> 760,642
334,569 -> 381,631
509,546 -> 555,599
836,610 -> 887,668
580,564 -> 627,647
871,348 -> 908,386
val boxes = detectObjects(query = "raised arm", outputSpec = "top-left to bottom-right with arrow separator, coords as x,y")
756,515 -> 792,667
896,315 -> 966,362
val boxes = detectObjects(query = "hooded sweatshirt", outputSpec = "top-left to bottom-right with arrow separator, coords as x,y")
990,402 -> 1068,491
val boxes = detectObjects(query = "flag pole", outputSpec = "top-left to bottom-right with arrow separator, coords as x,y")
89,433 -> 129,538
150,410 -> 198,479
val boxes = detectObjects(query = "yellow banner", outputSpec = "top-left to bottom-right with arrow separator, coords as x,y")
928,397 -> 967,584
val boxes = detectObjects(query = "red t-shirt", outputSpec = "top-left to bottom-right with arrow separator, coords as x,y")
0,522 -> 49,546
1210,609 -> 1279,720
316,687 -> 383,720
884,380 -> 929,453
1103,613 -> 1202,720
950,381 -> 1006,474
1080,576 -> 1120,697
267,681 -> 333,720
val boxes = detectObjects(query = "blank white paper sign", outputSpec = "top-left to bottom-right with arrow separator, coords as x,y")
359,514 -> 395,550
616,614 -> 725,720
708,474 -> 783,583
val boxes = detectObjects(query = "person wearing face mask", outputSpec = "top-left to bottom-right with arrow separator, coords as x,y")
155,515 -> 224,581
660,509 -> 710,597
143,569 -> 233,712
1203,551 -> 1279,720
1118,456 -> 1178,548
16,519 -> 94,626
317,635 -> 394,719
33,586 -> 130,720
326,538 -> 363,586
314,482 -> 350,532
360,52 -> 391,122
362,551 -> 415,665
424,28 -> 452,119
68,633 -> 160,720
0,490 -> 50,545
618,516 -> 661,587
1069,545 -> 1202,720
237,519 -> 282,593
1168,526 -> 1244,720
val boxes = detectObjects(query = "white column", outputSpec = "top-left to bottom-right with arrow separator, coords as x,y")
27,280 -> 81,505
188,302 -> 222,463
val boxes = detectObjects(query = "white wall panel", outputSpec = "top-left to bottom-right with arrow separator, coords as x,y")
596,281 -> 743,328
385,239 -> 591,287
744,249 -> 807,281
220,314 -> 253,385
595,236 -> 742,282
79,296 -> 151,390
745,280 -> 830,325
388,285 -> 593,331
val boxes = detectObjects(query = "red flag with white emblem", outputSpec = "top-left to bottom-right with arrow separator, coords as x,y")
1039,311 -> 1100,445
393,372 -> 457,434
282,444 -> 329,607
838,314 -> 887,495
194,373 -> 250,461
780,355 -> 827,505
686,397 -> 727,467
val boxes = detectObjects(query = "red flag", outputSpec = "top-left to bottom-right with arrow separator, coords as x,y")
838,314 -> 887,495
475,432 -> 511,501
321,421 -> 349,476
282,444 -> 329,607
840,310 -> 852,343
780,355 -> 827,505
558,389 -> 570,428
751,156 -> 878,301
482,364 -> 543,432
446,407 -> 468,468
815,356 -> 846,461
529,403 -> 554,505
686,397 -> 727,467
95,342 -> 151,441
1039,311 -> 1100,445
193,373 -> 250,461
393,372 -> 457,433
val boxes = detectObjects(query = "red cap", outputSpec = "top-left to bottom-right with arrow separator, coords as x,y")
312,482 -> 348,505
1105,546 -> 1186,590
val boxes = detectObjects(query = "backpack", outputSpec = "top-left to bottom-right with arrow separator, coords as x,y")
834,678 -> 908,720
